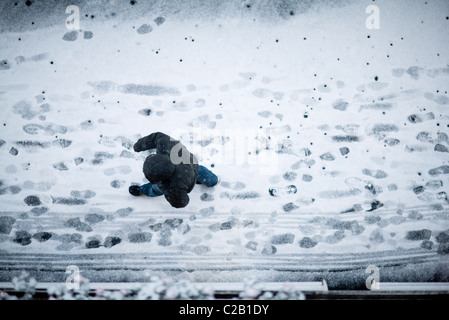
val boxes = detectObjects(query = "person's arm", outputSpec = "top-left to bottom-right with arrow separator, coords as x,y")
133,132 -> 172,152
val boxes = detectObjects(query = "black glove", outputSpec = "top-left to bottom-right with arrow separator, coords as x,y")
129,185 -> 142,196
133,142 -> 142,152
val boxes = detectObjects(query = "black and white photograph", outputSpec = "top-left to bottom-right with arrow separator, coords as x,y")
0,0 -> 448,309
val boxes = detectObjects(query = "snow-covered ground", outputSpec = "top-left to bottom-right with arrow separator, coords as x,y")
0,0 -> 448,288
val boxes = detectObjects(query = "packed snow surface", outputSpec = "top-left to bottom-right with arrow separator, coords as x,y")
0,0 -> 448,287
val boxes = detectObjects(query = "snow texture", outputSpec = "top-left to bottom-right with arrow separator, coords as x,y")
0,0 -> 448,288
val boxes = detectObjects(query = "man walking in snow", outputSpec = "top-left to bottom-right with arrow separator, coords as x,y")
129,132 -> 218,208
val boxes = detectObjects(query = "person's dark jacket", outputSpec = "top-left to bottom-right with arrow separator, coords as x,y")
133,132 -> 198,208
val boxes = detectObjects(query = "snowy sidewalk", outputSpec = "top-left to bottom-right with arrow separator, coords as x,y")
1,0 -> 448,286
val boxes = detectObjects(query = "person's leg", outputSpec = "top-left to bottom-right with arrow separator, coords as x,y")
197,165 -> 219,187
131,183 -> 164,197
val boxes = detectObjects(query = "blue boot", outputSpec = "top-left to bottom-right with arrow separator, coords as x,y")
197,165 -> 219,187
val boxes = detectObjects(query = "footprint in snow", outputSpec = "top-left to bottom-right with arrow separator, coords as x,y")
70,190 -> 96,199
220,181 -> 246,191
23,123 -> 68,135
103,165 -> 132,176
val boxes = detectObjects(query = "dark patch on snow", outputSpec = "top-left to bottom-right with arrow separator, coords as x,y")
408,114 -> 422,123
282,171 -> 297,181
360,103 -> 392,111
164,218 -> 183,229
299,237 -> 317,248
71,190 -> 96,199
332,135 -> 360,142
158,236 -> 172,246
436,231 -> 449,244
339,147 -> 350,155
104,236 -> 121,248
340,204 -> 363,214
120,150 -> 134,158
437,191 -> 447,201
0,216 -> 16,234
53,197 -> 87,206
32,231 -> 52,242
406,66 -> 422,80
192,245 -> 210,255
30,207 -> 48,216
53,139 -> 72,148
325,230 -> 345,244
74,157 -> 84,165
362,168 -> 388,179
371,124 -> 399,134
0,59 -> 12,70
16,140 -> 50,149
149,223 -> 163,232
365,215 -> 381,224
83,31 -> 93,39
257,110 -> 272,118
200,193 -> 214,202
138,108 -> 152,116
117,207 -> 134,217
179,223 -> 191,235
118,83 -> 180,96
425,180 -> 443,190
110,180 -> 125,188
366,200 -> 383,212
128,232 -> 152,243
412,186 -> 425,194
320,188 -> 361,199
421,240 -> 433,250
12,100 -> 35,120
261,244 -> 277,255
246,241 -> 258,251
9,147 -> 18,155
14,230 -> 32,246
23,123 -> 67,135
428,165 -> 449,175
200,206 -> 214,216
220,221 -> 235,230
405,145 -> 427,153
384,138 -> 400,146
435,144 -> 449,153
369,229 -> 384,244
70,233 -> 83,244
154,16 -> 165,26
219,191 -> 259,200
85,239 -> 101,249
320,152 -> 335,161
63,30 -> 78,41
1,185 -> 21,195
64,217 -> 92,232
137,23 -> 153,34
438,243 -> 449,255
405,229 -> 431,241
85,213 -> 105,224
95,152 -> 114,160
332,99 -> 348,111
24,195 -> 41,206
53,162 -> 68,171
282,202 -> 298,212
302,174 -> 313,182
209,223 -> 221,232
220,181 -> 246,191
271,233 -> 295,244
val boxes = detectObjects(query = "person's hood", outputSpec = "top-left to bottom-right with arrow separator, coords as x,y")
143,154 -> 175,184
164,189 -> 190,208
